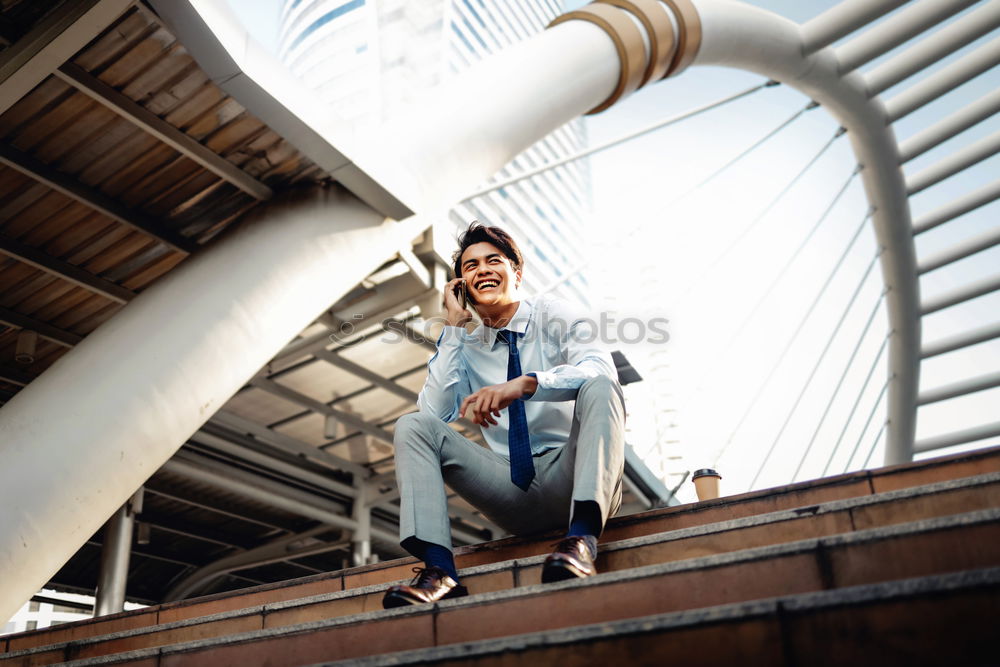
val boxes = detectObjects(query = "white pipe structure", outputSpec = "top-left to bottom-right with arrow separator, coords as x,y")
800,0 -> 912,55
835,0 -> 979,74
913,178 -> 1000,234
922,273 -> 1000,314
0,186 -> 425,622
899,87 -> 1000,163
906,129 -> 1000,195
865,0 -> 1000,96
886,38 -> 1000,122
915,421 -> 1000,453
918,225 -> 1000,274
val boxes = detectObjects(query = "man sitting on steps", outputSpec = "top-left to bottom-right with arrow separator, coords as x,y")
383,222 -> 625,608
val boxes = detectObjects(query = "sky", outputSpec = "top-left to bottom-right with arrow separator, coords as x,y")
234,0 -> 1000,503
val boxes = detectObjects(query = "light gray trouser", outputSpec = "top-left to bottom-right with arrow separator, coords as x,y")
393,374 -> 626,549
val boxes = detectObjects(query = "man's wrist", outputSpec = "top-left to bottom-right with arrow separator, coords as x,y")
521,373 -> 538,397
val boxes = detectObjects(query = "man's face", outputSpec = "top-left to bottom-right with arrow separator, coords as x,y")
459,242 -> 521,308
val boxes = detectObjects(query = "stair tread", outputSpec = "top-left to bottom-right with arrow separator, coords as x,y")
306,566 -> 1000,667
17,504 -> 1000,666
4,470 -> 997,659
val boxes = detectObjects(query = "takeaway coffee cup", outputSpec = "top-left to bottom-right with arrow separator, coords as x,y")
692,468 -> 722,500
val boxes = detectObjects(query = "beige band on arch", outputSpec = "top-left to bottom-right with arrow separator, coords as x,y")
548,3 -> 647,114
596,0 -> 677,86
657,0 -> 702,78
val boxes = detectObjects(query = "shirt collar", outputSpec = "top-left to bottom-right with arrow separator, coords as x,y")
474,298 -> 535,349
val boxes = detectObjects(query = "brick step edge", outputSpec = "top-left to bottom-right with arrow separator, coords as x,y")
43,506 -> 1000,667
5,472 -> 998,662
308,566 -> 1000,667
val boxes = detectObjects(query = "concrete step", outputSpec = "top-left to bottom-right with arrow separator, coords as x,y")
6,443 -> 997,656
309,567 -> 1000,667
6,493 -> 998,666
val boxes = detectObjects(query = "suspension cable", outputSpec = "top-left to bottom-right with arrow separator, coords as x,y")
843,380 -> 889,473
541,97 -> 819,296
862,420 -> 889,469
463,80 -> 779,201
749,247 -> 882,489
675,100 -> 819,201
791,291 -> 886,482
820,335 -> 888,477
682,126 -> 847,295
688,167 -> 861,414
712,209 -> 873,467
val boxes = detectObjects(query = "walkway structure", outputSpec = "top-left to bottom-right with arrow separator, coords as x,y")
0,0 -> 997,623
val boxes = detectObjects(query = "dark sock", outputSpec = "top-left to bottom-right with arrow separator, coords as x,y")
567,501 -> 602,559
401,537 -> 460,582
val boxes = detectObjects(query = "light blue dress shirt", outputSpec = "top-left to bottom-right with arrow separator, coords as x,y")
416,294 -> 618,458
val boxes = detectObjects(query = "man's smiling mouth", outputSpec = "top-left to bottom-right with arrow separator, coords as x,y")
475,280 -> 499,290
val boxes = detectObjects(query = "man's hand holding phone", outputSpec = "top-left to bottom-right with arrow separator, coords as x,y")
443,278 -> 473,328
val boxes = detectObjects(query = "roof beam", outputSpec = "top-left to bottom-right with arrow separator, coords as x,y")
252,377 -> 397,448
921,321 -> 1000,359
0,141 -> 198,253
866,0 -> 1000,96
913,178 -> 1000,234
54,63 -> 273,201
800,0 -> 912,55
312,348 -> 419,403
0,232 -> 136,304
0,0 -> 134,116
836,0 -> 979,74
210,409 -> 367,477
886,37 -> 1000,122
915,420 -> 1000,453
917,371 -> 1000,406
0,363 -> 35,386
906,128 -> 1000,195
0,305 -> 82,347
921,272 -> 1000,315
899,87 -> 1000,163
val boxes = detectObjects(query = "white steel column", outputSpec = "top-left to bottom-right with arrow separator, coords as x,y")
0,186 -> 423,622
351,481 -> 372,567
93,489 -> 142,616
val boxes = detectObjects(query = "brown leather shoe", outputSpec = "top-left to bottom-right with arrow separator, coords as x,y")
382,566 -> 469,608
541,537 -> 597,583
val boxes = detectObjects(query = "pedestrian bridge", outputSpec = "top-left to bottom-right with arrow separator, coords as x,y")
0,0 -> 997,622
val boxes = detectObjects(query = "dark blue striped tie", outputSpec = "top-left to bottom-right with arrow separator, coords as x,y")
498,329 -> 534,491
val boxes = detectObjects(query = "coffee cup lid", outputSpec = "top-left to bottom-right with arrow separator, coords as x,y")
692,468 -> 721,479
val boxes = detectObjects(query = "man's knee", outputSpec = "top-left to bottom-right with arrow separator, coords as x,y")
394,412 -> 446,449
577,374 -> 621,403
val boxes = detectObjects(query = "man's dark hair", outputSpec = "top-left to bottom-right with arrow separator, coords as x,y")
452,222 -> 524,278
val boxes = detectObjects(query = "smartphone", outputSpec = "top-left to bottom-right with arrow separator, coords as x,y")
458,280 -> 469,309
